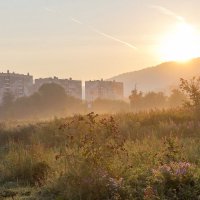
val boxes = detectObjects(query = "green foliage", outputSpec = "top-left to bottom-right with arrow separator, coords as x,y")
0,83 -> 85,120
159,136 -> 183,164
1,143 -> 53,186
1,92 -> 15,119
90,99 -> 129,113
180,77 -> 200,109
149,161 -> 200,200
168,89 -> 186,108
52,113 -> 127,199
2,92 -> 15,108
1,110 -> 200,199
129,88 -> 143,111
129,88 -> 185,111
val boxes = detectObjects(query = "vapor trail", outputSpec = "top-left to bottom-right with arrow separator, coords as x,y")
150,5 -> 184,21
44,8 -> 137,50
44,7 -> 57,14
70,17 -> 137,50
70,18 -> 83,25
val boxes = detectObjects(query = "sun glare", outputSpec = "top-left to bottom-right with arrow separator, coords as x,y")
159,22 -> 200,62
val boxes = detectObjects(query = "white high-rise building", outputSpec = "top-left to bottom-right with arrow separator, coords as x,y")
0,70 -> 33,103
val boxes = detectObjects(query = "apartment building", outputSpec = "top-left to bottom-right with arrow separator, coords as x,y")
0,70 -> 33,102
35,77 -> 82,99
85,79 -> 124,102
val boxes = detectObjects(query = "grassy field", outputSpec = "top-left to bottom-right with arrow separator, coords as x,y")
1,109 -> 200,199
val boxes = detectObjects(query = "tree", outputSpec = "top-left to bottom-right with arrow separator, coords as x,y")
0,92 -> 15,119
129,89 -> 143,111
2,92 -> 15,108
180,77 -> 200,109
0,83 -> 85,119
168,89 -> 186,108
38,83 -> 67,113
92,99 -> 129,113
143,91 -> 167,109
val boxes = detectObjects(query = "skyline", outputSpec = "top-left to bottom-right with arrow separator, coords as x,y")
1,0 -> 200,80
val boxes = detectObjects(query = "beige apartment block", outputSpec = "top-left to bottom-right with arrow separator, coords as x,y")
0,70 -> 33,102
85,79 -> 124,102
35,77 -> 82,99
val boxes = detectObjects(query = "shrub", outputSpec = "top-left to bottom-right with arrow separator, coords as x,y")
148,162 -> 200,199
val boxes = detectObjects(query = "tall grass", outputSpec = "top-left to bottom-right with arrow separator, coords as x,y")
1,109 -> 200,199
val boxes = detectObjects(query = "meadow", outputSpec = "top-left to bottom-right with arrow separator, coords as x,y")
1,108 -> 200,199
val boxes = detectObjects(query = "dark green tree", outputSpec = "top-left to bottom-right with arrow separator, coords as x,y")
0,92 -> 15,119
129,88 -> 143,111
180,77 -> 200,109
168,89 -> 186,108
143,91 -> 167,109
38,83 -> 67,115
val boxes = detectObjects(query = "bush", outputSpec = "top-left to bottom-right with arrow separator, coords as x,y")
148,162 -> 200,199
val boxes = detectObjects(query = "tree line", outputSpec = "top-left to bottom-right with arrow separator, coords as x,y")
0,83 -> 84,120
129,89 -> 186,112
0,79 -> 193,120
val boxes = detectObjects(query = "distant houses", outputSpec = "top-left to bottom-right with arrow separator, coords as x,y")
0,71 -> 124,103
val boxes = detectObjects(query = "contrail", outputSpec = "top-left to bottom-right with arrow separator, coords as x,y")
44,8 -> 137,50
150,5 -> 184,22
91,27 -> 137,50
70,18 -> 83,25
44,7 -> 57,14
70,17 -> 137,50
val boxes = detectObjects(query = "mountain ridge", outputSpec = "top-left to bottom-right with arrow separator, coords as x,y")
109,57 -> 200,97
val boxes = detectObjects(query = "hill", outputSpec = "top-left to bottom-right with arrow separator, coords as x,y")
109,58 -> 200,97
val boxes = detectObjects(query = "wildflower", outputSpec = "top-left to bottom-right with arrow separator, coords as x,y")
153,161 -> 193,177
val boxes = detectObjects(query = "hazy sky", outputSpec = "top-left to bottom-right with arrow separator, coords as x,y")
0,0 -> 200,80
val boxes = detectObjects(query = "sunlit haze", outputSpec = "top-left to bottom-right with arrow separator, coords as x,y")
1,0 -> 200,79
159,22 -> 200,62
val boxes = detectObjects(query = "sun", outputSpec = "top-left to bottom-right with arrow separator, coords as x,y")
159,22 -> 200,62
